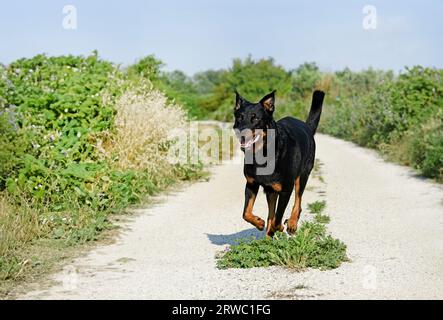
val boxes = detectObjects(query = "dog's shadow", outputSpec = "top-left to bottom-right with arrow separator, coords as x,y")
206,228 -> 264,246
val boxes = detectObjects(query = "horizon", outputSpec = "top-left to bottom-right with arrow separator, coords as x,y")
1,51 -> 435,76
1,0 -> 442,75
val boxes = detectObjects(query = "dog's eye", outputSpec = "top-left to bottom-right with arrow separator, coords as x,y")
251,113 -> 257,122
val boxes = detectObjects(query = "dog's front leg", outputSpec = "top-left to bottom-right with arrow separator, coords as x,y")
242,182 -> 265,231
265,192 -> 282,237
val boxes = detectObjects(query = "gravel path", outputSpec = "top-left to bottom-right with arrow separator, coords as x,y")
21,134 -> 443,299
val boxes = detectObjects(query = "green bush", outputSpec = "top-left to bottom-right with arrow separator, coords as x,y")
355,67 -> 442,146
321,66 -> 443,181
1,54 -> 122,207
200,56 -> 293,121
0,53 -> 205,288
408,115 -> 443,179
0,112 -> 28,189
290,62 -> 322,100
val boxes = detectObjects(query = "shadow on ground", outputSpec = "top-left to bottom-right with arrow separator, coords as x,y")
206,228 -> 264,246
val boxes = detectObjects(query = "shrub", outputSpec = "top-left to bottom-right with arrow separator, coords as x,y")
0,54 -> 205,288
321,66 -> 443,181
1,54 -> 122,206
355,67 -> 442,146
408,115 -> 443,180
0,112 -> 28,189
104,82 -> 186,173
291,62 -> 322,100
202,56 -> 293,121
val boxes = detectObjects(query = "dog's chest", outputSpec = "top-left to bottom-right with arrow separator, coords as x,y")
244,166 -> 280,185
252,173 -> 276,185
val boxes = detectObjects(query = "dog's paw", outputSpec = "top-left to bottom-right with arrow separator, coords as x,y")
255,217 -> 265,231
285,219 -> 298,235
266,220 -> 284,237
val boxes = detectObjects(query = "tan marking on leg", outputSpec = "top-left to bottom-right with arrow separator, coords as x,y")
287,176 -> 301,234
266,193 -> 278,237
243,194 -> 265,231
246,176 -> 254,184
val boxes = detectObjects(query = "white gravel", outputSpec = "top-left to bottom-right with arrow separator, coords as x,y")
20,134 -> 443,299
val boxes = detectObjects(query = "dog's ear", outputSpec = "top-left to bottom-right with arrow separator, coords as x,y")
235,90 -> 245,110
260,90 -> 276,113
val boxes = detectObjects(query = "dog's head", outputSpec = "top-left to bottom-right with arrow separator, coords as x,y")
233,90 -> 275,152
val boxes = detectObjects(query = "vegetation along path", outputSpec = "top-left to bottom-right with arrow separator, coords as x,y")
19,134 -> 443,299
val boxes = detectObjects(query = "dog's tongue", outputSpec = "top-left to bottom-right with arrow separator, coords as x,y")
240,134 -> 260,148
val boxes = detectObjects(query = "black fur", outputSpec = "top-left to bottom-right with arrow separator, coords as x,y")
233,90 -> 325,236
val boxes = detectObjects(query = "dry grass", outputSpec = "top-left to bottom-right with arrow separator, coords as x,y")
0,194 -> 41,257
0,193 -> 46,282
315,73 -> 336,95
98,82 -> 188,177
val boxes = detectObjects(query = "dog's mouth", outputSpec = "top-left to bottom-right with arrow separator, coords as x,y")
239,132 -> 262,150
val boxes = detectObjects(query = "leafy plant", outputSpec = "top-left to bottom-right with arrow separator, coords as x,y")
307,200 -> 326,214
322,66 -> 443,181
216,222 -> 347,270
314,213 -> 330,224
0,53 -> 205,289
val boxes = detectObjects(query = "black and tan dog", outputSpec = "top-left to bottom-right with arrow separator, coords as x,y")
233,90 -> 325,237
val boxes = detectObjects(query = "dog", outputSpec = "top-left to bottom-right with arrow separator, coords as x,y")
233,90 -> 325,237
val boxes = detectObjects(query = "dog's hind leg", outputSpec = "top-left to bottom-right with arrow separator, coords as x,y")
265,192 -> 279,237
242,182 -> 265,231
286,175 -> 309,234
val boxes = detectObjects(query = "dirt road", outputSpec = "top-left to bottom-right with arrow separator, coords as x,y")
20,134 -> 443,299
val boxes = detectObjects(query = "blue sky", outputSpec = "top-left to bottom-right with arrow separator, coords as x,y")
1,0 -> 442,74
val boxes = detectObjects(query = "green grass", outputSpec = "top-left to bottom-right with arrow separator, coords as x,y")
216,222 -> 347,270
307,200 -> 330,224
314,213 -> 330,224
307,200 -> 326,214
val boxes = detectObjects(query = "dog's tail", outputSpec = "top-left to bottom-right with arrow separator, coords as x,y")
306,90 -> 325,135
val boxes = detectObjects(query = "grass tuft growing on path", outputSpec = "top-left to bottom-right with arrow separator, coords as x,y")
216,222 -> 347,270
308,200 -> 330,224
307,200 -> 326,214
217,200 -> 346,270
